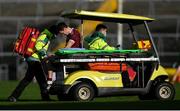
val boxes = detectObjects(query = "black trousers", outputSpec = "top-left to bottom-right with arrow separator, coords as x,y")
10,61 -> 49,100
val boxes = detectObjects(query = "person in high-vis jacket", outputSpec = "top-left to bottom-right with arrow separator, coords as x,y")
85,24 -> 116,50
8,25 -> 59,102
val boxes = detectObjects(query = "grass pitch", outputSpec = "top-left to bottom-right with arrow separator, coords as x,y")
0,81 -> 180,110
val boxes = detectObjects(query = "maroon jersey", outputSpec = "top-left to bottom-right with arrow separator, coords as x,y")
66,29 -> 81,48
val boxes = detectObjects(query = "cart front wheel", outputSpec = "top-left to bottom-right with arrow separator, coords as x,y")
155,82 -> 175,100
72,82 -> 95,101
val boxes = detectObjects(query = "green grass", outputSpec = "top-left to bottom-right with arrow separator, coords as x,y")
0,81 -> 180,109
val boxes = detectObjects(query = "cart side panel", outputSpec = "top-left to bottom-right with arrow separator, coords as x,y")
64,70 -> 123,87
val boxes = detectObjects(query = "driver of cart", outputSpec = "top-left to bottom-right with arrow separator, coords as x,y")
85,24 -> 116,50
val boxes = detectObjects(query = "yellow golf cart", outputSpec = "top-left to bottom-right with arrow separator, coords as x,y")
48,10 -> 175,101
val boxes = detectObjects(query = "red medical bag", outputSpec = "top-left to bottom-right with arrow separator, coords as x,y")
14,27 -> 40,57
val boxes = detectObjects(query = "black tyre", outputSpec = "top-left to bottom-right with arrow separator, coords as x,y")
154,82 -> 175,100
71,82 -> 95,101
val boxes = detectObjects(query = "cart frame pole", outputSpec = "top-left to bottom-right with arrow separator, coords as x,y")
81,19 -> 84,48
117,0 -> 123,49
144,21 -> 160,65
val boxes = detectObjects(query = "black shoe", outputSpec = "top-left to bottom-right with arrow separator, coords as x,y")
8,96 -> 17,102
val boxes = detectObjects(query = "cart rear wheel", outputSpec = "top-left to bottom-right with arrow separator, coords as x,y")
154,82 -> 175,100
72,82 -> 95,101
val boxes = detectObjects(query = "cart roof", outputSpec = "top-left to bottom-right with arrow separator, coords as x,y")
61,10 -> 155,25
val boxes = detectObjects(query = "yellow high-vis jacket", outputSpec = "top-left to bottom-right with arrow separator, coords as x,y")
27,29 -> 54,61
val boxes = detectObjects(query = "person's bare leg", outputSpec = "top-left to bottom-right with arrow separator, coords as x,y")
46,70 -> 53,90
47,70 -> 53,85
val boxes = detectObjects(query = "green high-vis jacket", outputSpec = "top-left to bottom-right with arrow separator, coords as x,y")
85,32 -> 116,50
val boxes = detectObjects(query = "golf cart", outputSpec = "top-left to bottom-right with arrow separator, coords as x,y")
48,10 -> 175,101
